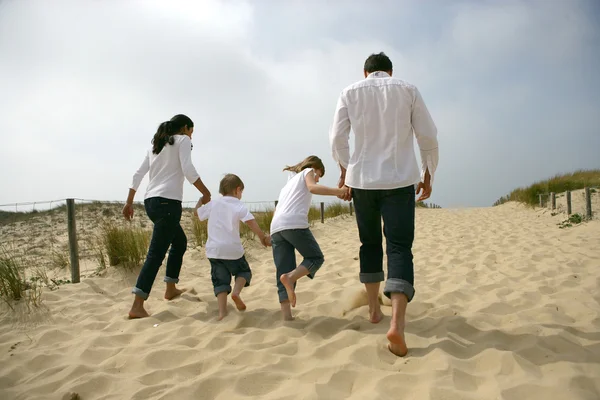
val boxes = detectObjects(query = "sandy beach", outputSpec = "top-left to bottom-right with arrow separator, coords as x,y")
1,202 -> 599,400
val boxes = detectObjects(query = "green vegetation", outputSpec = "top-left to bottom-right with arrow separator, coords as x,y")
0,246 -> 43,310
100,222 -> 151,269
493,169 -> 600,207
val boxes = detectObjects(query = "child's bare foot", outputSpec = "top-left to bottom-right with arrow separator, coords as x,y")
369,307 -> 384,324
164,287 -> 186,300
231,293 -> 246,311
281,301 -> 294,321
279,274 -> 296,307
128,306 -> 149,319
217,310 -> 229,321
386,324 -> 408,357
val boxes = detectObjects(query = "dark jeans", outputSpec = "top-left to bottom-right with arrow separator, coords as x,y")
352,185 -> 416,301
271,229 -> 324,303
209,256 -> 252,296
132,197 -> 187,300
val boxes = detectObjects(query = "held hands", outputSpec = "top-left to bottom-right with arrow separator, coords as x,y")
337,167 -> 352,201
337,186 -> 352,201
122,203 -> 134,221
260,234 -> 272,247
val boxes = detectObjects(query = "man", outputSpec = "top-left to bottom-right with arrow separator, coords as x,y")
329,52 -> 438,356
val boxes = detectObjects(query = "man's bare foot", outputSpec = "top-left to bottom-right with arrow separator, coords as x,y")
279,274 -> 296,307
128,307 -> 149,319
217,310 -> 229,321
164,287 -> 186,300
386,324 -> 408,357
231,293 -> 246,311
369,307 -> 384,324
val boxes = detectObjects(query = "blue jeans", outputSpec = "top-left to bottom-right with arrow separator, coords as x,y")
132,197 -> 187,300
352,185 -> 416,301
271,229 -> 324,303
209,256 -> 252,296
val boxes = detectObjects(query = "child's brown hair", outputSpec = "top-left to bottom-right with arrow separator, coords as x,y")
219,174 -> 244,196
283,155 -> 325,176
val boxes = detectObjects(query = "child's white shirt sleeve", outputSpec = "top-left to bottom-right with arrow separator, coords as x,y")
197,201 -> 212,221
238,203 -> 254,223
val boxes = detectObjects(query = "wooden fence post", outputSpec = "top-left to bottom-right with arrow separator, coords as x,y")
539,194 -> 543,208
66,199 -> 80,283
566,191 -> 572,215
320,202 -> 324,223
585,187 -> 592,219
550,192 -> 556,210
349,201 -> 353,216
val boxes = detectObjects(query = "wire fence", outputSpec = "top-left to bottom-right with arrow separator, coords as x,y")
0,198 -> 354,283
538,187 -> 598,219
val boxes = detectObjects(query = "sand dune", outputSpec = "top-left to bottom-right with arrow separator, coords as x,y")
1,202 -> 600,400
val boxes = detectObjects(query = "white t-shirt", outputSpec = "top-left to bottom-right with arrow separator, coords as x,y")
270,168 -> 315,235
197,196 -> 254,260
130,135 -> 201,201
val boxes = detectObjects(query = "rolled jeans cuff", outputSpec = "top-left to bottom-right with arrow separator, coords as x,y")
383,278 -> 415,302
359,272 -> 385,284
132,287 -> 149,300
164,276 -> 179,284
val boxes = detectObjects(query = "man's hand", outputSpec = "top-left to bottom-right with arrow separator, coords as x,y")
122,203 -> 134,221
337,165 -> 347,188
416,181 -> 432,201
337,185 -> 352,201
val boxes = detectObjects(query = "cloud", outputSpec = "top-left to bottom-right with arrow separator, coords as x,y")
0,0 -> 598,210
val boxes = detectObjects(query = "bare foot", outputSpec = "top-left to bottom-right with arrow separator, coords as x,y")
283,314 -> 295,321
386,324 -> 408,357
217,310 -> 229,321
164,287 -> 186,300
231,293 -> 246,311
128,307 -> 149,319
279,274 -> 296,307
369,308 -> 384,324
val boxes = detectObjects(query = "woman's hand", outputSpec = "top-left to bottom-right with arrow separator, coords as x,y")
123,203 -> 134,221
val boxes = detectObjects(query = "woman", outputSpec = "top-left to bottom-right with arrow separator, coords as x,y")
123,114 -> 211,319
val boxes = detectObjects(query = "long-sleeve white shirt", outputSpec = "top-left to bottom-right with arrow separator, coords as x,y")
329,71 -> 439,190
130,134 -> 201,201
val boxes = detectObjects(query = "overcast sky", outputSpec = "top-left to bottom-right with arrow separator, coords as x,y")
1,0 -> 599,210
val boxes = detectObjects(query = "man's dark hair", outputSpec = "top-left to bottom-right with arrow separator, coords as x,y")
364,52 -> 393,74
219,174 -> 244,196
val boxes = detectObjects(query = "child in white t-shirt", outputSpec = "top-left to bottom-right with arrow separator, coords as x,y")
196,174 -> 271,320
270,156 -> 351,320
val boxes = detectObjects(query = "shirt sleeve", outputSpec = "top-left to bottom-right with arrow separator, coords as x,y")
196,201 -> 212,221
130,150 -> 150,191
329,92 -> 352,169
238,203 -> 254,222
411,87 -> 439,184
178,136 -> 201,184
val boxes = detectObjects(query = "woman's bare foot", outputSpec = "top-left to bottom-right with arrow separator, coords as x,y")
386,324 -> 408,357
164,285 -> 186,300
217,310 -> 229,321
128,306 -> 149,319
231,293 -> 246,311
279,274 -> 296,307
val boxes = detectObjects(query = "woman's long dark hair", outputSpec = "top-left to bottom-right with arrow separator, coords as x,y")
152,114 -> 194,154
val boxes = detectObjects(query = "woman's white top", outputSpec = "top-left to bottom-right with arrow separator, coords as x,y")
130,135 -> 200,201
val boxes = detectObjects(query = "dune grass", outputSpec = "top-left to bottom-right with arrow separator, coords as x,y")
100,222 -> 151,269
0,245 -> 43,309
494,169 -> 600,207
